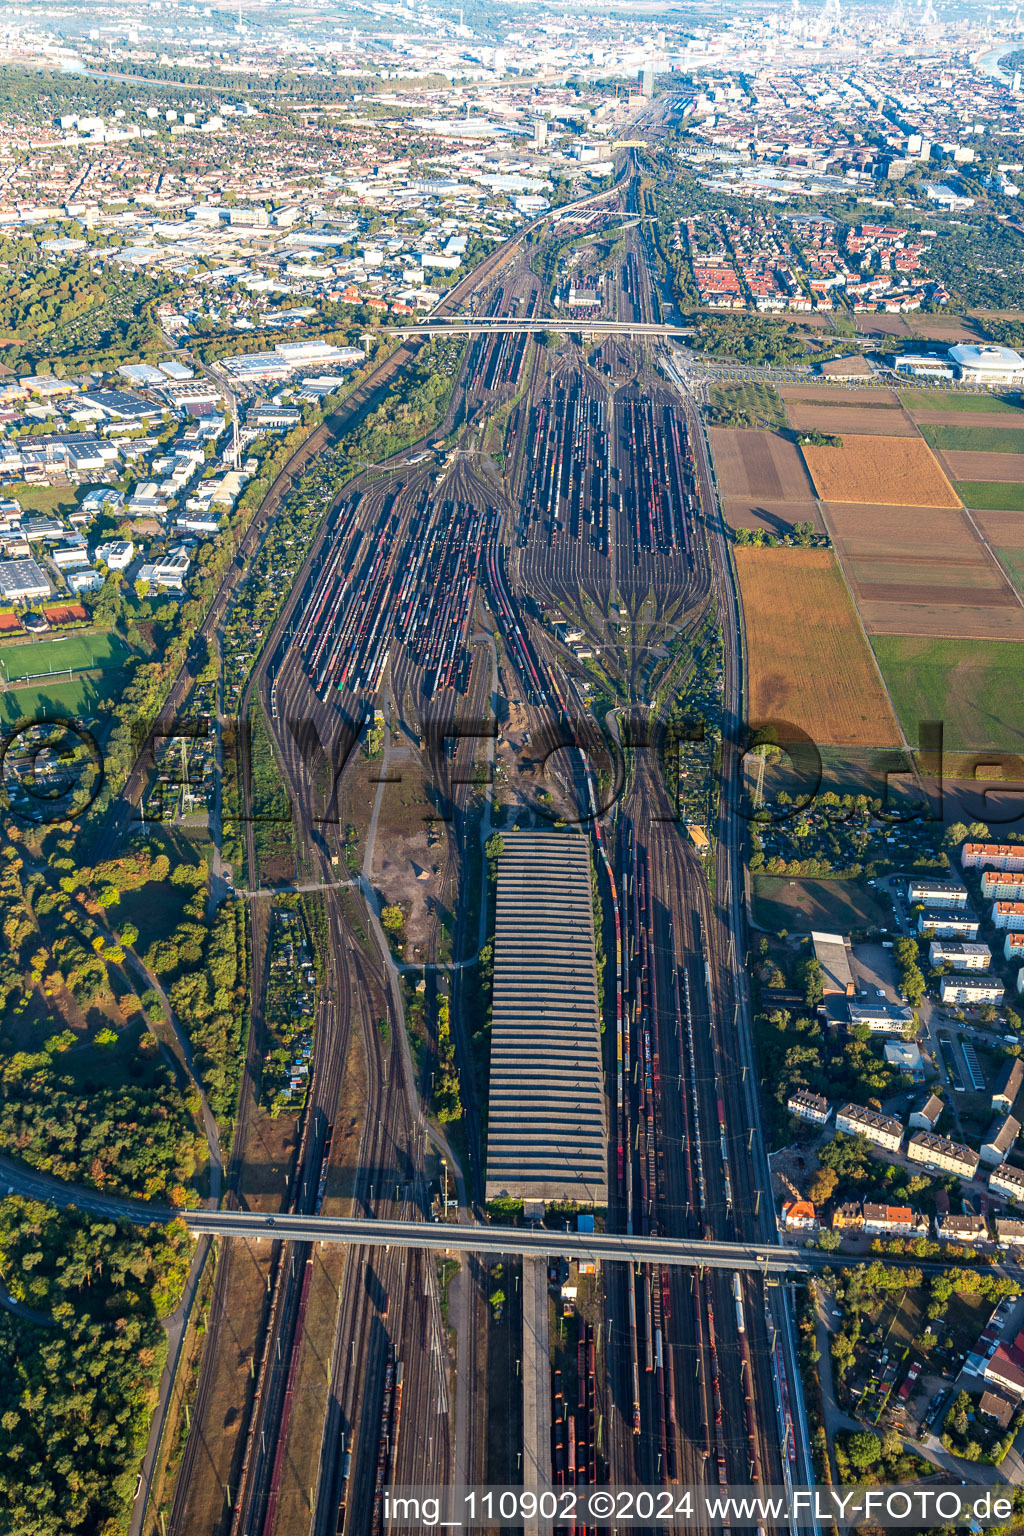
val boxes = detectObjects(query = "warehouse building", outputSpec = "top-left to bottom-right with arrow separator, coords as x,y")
485,832 -> 608,1205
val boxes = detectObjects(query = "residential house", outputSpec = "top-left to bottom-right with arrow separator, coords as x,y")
941,977 -> 1004,1006
918,910 -> 980,939
786,1090 -> 831,1126
908,878 -> 969,908
993,1059 -> 1024,1113
935,1212 -> 989,1243
928,941 -> 991,972
961,844 -> 1024,874
989,1163 -> 1024,1203
981,1116 -> 1021,1167
909,1093 -> 943,1133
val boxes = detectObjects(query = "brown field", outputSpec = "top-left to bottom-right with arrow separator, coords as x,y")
778,385 -> 900,405
856,600 -> 1024,639
709,428 -> 815,500
939,450 -> 1024,483
722,498 -> 825,535
734,546 -> 903,748
823,502 -> 1024,641
976,510 -> 1024,547
800,434 -> 959,506
786,402 -> 919,436
852,314 -> 984,341
910,410 -> 1024,429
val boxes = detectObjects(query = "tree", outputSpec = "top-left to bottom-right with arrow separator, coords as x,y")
846,1430 -> 881,1472
809,1165 -> 838,1204
797,955 -> 825,1008
381,904 -> 404,934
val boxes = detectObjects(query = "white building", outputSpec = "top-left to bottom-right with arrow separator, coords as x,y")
1005,933 -> 1024,964
990,1163 -> 1024,1202
994,903 -> 1024,932
0,558 -> 51,602
982,872 -> 1024,901
786,1090 -> 831,1125
907,1131 -> 979,1180
834,1103 -> 903,1152
908,878 -> 969,909
962,844 -> 1024,874
981,1116 -> 1021,1167
93,541 -> 134,571
919,910 -> 980,939
940,977 -> 1004,1006
947,343 -> 1024,387
929,941 -> 991,972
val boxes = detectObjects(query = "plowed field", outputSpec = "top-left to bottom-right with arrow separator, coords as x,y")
800,434 -> 959,506
940,451 -> 1024,483
734,546 -> 903,748
709,428 -> 815,500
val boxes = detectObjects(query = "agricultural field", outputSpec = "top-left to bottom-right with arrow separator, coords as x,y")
898,389 -> 1024,416
785,401 -> 919,436
919,423 -> 1024,455
910,410 -> 1024,430
722,498 -> 825,536
0,632 -> 126,682
822,502 -> 1024,640
871,635 -> 1024,752
733,546 -> 903,748
778,385 -> 901,405
940,451 -> 1024,483
800,434 -> 959,507
955,481 -> 1024,510
709,428 -> 815,501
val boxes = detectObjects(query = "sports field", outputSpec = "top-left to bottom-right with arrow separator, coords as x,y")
870,635 -> 1024,751
734,547 -> 903,748
0,633 -> 126,683
0,677 -> 106,729
898,389 -> 1024,416
919,423 -> 1024,455
954,481 -> 1024,510
800,435 -> 959,507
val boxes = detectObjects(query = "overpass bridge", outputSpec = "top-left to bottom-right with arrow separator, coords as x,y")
382,320 -> 694,339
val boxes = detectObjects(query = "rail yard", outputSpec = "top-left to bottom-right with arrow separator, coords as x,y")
143,159 -> 813,1536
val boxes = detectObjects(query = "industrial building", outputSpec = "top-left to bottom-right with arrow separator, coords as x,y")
485,832 -> 608,1205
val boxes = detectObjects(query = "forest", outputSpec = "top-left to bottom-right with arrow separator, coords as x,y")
0,1198 -> 192,1536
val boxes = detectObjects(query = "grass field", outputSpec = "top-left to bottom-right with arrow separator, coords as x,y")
920,423 -> 1024,455
751,874 -> 890,934
0,633 -> 126,682
2,483 -> 83,516
899,390 -> 1024,415
800,435 -> 959,507
954,480 -> 1024,510
734,546 -> 903,748
0,677 -> 106,728
870,634 -> 1024,751
996,548 -> 1024,594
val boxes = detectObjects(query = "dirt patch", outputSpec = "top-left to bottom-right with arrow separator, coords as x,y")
722,498 -> 825,534
801,435 -> 959,507
238,1107 -> 299,1210
709,428 -> 815,500
823,502 -> 982,562
939,450 -> 1024,483
272,1246 -> 347,1534
734,546 -> 903,747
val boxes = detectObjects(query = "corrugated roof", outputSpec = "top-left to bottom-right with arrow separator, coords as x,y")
485,831 -> 607,1205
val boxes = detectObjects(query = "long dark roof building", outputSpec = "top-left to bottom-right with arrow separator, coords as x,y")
485,831 -> 608,1205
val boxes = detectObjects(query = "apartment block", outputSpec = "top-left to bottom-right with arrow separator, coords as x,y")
835,1103 -> 903,1152
906,1131 -> 979,1180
